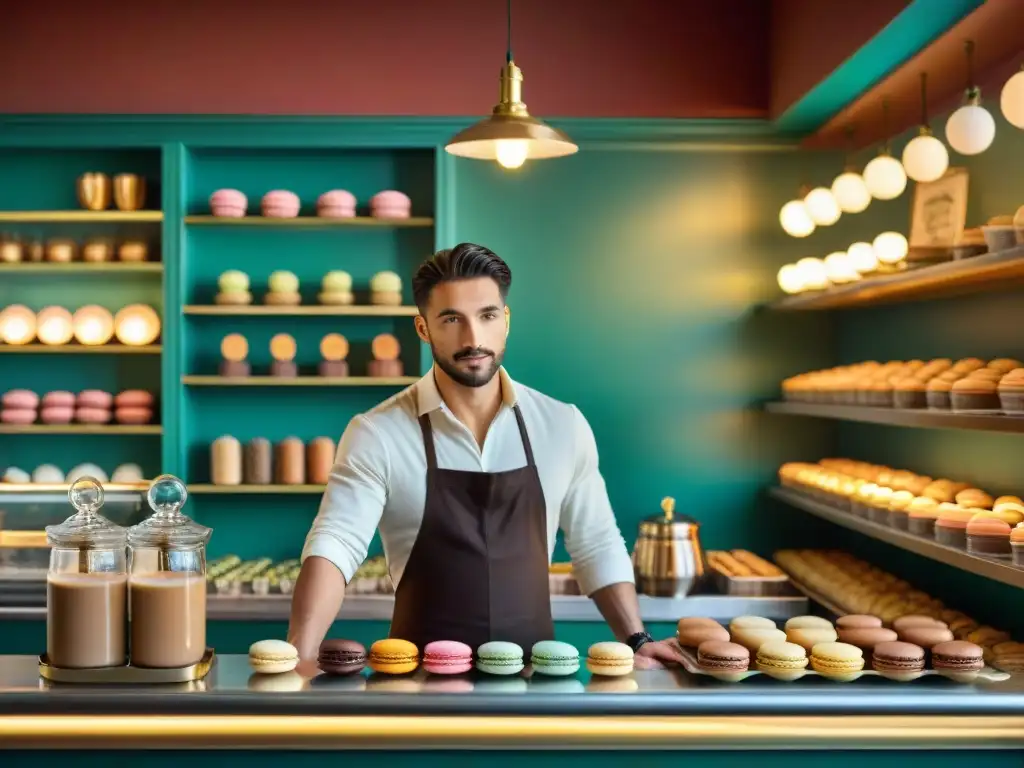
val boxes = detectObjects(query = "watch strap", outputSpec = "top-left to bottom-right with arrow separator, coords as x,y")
626,631 -> 653,653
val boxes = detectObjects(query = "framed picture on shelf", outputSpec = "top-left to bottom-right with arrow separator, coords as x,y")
908,167 -> 969,260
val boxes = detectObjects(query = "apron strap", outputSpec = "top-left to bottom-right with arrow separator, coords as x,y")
512,404 -> 536,468
418,413 -> 438,470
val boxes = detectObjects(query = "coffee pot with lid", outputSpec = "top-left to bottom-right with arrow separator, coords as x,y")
631,496 -> 706,598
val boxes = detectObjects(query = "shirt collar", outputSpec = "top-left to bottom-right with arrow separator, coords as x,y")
416,365 -> 518,417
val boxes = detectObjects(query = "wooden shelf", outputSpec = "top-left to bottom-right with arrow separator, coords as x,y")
770,246 -> 1024,310
182,376 -> 417,387
770,487 -> 1024,590
0,344 -> 161,354
765,401 -> 1024,434
0,211 -> 163,223
187,484 -> 325,494
0,424 -> 161,435
184,215 -> 432,228
183,305 -> 417,317
0,262 -> 162,274
0,482 -> 150,494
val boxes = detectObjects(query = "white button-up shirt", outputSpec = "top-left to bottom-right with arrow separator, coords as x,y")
301,367 -> 635,596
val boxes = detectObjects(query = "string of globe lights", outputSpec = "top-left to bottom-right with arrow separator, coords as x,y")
778,40 -> 1024,296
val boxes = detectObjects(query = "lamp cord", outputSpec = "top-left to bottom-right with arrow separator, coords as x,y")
882,98 -> 891,153
506,0 -> 513,63
919,72 -> 929,126
965,39 -> 975,92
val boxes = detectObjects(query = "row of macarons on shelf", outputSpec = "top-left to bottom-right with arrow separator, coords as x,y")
1,389 -> 156,426
249,637 -> 635,680
212,269 -> 405,307
209,435 -> 335,487
2,462 -> 145,485
0,238 -> 153,264
216,331 -> 407,378
0,304 -> 161,347
780,459 -> 1024,562
781,357 -> 1024,412
207,189 -> 416,219
774,548 -> 1022,671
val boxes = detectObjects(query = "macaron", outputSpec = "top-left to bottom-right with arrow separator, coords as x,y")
837,626 -> 898,652
585,642 -> 634,677
676,621 -> 730,647
322,270 -> 353,292
476,641 -> 524,676
248,639 -> 299,674
66,463 -> 108,484
697,640 -> 750,681
370,270 -> 402,294
115,407 -> 153,424
75,407 -> 112,424
317,639 -> 367,676
530,640 -> 580,677
871,641 -> 926,681
32,464 -> 64,483
368,638 -> 419,675
210,189 -> 248,217
892,615 -> 946,631
898,625 -> 954,648
77,389 -> 113,409
809,641 -> 865,682
1,408 -> 36,424
268,270 -> 300,294
110,463 -> 144,482
422,640 -> 473,675
317,190 -> 357,218
835,615 -> 883,630
931,640 -> 985,682
218,270 -> 250,293
784,616 -> 834,631
41,391 -> 76,408
262,190 -> 300,218
755,640 -> 808,681
2,389 -> 39,409
369,190 -> 411,218
3,467 -> 30,483
731,626 -> 787,653
786,625 -> 838,651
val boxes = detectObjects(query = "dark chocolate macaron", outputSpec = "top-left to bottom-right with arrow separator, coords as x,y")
318,639 -> 367,675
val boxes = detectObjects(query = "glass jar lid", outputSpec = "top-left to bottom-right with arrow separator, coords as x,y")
45,476 -> 128,550
127,474 -> 212,550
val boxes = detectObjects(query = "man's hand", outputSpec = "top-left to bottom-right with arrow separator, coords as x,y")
633,638 -> 687,670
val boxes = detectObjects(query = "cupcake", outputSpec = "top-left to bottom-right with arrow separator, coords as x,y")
1011,523 -> 1024,566
319,271 -> 354,305
907,497 -> 941,537
966,516 -> 1012,558
935,505 -> 976,549
867,486 -> 895,525
370,270 -> 403,306
998,369 -> 1024,414
265,270 -> 301,306
952,358 -> 986,375
216,270 -> 253,306
317,190 -> 356,219
887,490 -> 915,530
950,376 -> 1000,411
926,375 -> 958,409
369,190 -> 411,219
210,189 -> 247,217
955,488 -> 994,509
974,504 -> 1024,526
994,494 -> 1024,508
261,190 -> 301,218
893,377 -> 928,409
852,483 -> 878,518
987,358 -> 1023,374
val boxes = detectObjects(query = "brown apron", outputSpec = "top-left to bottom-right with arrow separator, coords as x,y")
389,404 -> 554,651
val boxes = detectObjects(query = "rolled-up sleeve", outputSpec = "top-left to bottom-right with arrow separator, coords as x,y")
559,405 -> 635,595
301,414 -> 389,583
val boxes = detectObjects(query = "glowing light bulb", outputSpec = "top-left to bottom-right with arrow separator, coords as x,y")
113,304 -> 160,346
873,232 -> 909,265
779,200 -> 815,237
803,187 -> 841,226
0,304 -> 36,345
902,131 -> 949,182
796,257 -> 830,291
831,171 -> 871,214
495,140 -> 529,169
36,306 -> 74,345
863,152 -> 907,200
824,251 -> 859,284
1000,67 -> 1024,128
945,97 -> 996,155
777,264 -> 804,294
847,242 -> 879,274
72,305 -> 114,346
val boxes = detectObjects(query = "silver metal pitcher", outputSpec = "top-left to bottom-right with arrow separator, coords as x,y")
632,496 -> 706,598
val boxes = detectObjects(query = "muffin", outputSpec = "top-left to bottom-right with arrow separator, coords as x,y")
893,377 -> 928,409
955,488 -> 994,509
987,358 -> 1023,374
966,516 -> 1012,558
935,506 -> 976,549
926,375 -> 958,409
907,497 -> 941,537
950,376 -> 1000,411
852,483 -> 879,518
867,486 -> 895,525
887,490 -> 915,530
951,358 -> 986,375
984,503 -> 1024,526
1011,523 -> 1024,566
997,369 -> 1024,414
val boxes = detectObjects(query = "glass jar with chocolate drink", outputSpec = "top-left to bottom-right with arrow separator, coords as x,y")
127,475 -> 211,668
45,477 -> 128,669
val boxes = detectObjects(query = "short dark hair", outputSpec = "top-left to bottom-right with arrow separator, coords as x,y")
412,242 -> 512,310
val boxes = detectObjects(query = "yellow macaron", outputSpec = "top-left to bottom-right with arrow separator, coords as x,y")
585,641 -> 634,677
368,638 -> 419,675
810,641 -> 865,682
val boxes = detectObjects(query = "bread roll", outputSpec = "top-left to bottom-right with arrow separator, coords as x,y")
211,435 -> 242,485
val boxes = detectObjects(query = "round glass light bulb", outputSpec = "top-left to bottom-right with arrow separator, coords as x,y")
831,171 -> 871,214
945,102 -> 996,155
777,264 -> 804,294
847,241 -> 879,274
113,304 -> 161,346
72,305 -> 115,346
796,257 -> 830,291
873,231 -> 909,265
1000,68 -> 1024,129
495,140 -> 529,169
0,304 -> 37,345
36,306 -> 74,346
901,132 -> 949,182
862,152 -> 907,200
824,251 -> 859,284
803,187 -> 841,226
779,199 -> 815,237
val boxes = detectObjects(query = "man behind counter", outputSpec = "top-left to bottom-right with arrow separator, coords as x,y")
288,242 -> 683,669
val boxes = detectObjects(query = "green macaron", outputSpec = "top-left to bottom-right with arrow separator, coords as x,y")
476,641 -> 524,676
530,640 -> 580,677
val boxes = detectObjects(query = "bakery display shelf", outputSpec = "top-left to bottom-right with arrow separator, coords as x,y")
0,344 -> 161,354
770,486 -> 1024,589
770,245 -> 1024,310
183,304 -> 418,317
0,262 -> 163,274
0,482 -> 149,494
184,215 -> 433,228
187,484 -> 325,494
778,570 -> 849,619
765,401 -> 1024,434
0,211 -> 163,223
182,375 -> 417,387
0,424 -> 161,435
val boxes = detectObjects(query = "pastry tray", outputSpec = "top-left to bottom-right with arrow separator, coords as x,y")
39,648 -> 215,684
671,640 -> 1008,683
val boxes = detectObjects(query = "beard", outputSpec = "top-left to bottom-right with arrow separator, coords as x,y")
432,343 -> 504,388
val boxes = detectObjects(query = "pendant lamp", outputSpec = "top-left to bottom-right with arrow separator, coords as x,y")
445,0 -> 577,169
945,41 -> 996,156
830,127 -> 871,214
863,100 -> 907,201
902,73 -> 949,183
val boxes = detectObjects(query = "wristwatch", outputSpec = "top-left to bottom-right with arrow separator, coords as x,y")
626,631 -> 653,653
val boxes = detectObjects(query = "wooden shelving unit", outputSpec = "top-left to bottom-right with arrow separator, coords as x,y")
187,484 -> 325,494
770,247 -> 1024,310
764,401 -> 1024,434
0,344 -> 161,354
184,215 -> 432,228
182,305 -> 417,317
0,424 -> 161,435
0,211 -> 163,223
0,482 -> 150,494
0,262 -> 163,274
182,376 -> 417,387
770,487 -> 1024,589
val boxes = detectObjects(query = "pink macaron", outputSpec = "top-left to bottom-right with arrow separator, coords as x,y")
369,190 -> 411,219
77,390 -> 113,409
422,640 -> 473,675
41,391 -> 76,408
1,408 -> 36,424
261,190 -> 300,218
114,390 -> 154,408
210,189 -> 248,218
2,390 -> 39,410
75,407 -> 112,424
114,406 -> 153,424
40,406 -> 74,424
317,190 -> 357,218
